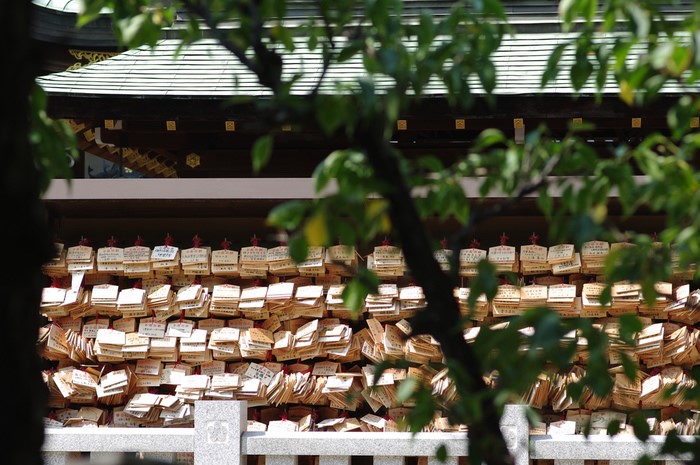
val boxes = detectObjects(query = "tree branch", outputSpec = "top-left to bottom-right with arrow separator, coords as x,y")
181,0 -> 281,93
181,0 -> 259,75
454,151 -> 562,247
355,112 -> 514,465
308,1 -> 337,97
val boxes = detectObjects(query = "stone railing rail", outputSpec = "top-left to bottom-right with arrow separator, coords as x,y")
42,402 -> 691,465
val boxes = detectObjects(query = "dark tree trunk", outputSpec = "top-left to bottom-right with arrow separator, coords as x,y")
356,115 -> 514,465
3,1 -> 52,464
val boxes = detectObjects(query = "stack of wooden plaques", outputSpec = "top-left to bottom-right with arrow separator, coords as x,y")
37,235 -> 700,436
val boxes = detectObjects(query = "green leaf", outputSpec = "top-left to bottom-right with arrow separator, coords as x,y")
629,413 -> 651,441
416,155 -> 444,173
470,259 -> 498,305
117,14 -> 148,45
266,200 -> 309,230
252,134 -> 273,175
595,45 -> 610,91
273,0 -> 286,17
338,42 -> 363,62
537,189 -> 553,218
251,134 -> 274,174
395,376 -> 417,404
477,60 -> 496,93
407,384 -> 438,433
618,313 -> 643,345
558,0 -> 577,30
606,419 -> 621,436
582,0 -> 597,22
371,360 -> 392,385
303,210 -> 330,246
571,53 -> 593,91
620,352 -> 639,384
436,444 -> 447,463
625,3 -> 650,39
660,431 -> 684,455
566,381 -> 583,403
600,285 -> 612,306
288,233 -> 309,263
667,95 -> 695,140
482,0 -> 506,18
316,96 -> 346,136
308,29 -> 318,51
649,41 -> 674,70
473,128 -> 505,151
363,52 -> 382,74
377,48 -> 400,75
77,0 -> 108,26
342,279 -> 366,318
530,310 -> 569,366
273,26 -> 295,51
541,43 -> 568,89
417,13 -> 434,49
637,455 -> 653,465
312,150 -> 343,193
384,90 -> 400,124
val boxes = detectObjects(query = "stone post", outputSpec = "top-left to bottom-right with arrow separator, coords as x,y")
500,404 -> 530,465
194,400 -> 247,465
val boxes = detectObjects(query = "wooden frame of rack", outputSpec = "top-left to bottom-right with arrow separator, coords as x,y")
43,175 -> 667,253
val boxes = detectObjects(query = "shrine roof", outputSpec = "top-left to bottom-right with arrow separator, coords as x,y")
37,33 -> 698,103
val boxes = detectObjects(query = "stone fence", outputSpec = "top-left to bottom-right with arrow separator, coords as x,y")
42,402 -> 690,465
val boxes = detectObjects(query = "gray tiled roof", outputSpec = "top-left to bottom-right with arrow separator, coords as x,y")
30,1 -> 564,19
36,33 -> 697,99
33,0 -> 95,13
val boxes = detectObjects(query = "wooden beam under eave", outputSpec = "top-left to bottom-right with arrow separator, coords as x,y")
94,119 -> 673,154
45,94 -> 683,121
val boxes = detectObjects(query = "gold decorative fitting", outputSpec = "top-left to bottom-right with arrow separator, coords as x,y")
104,119 -> 122,130
631,118 -> 642,128
281,124 -> 292,132
397,120 -> 407,131
513,118 -> 524,129
67,49 -> 118,70
186,153 -> 200,168
455,119 -> 466,130
572,118 -> 583,126
166,120 -> 177,131
225,121 -> 236,132
67,119 -> 86,132
691,117 -> 699,129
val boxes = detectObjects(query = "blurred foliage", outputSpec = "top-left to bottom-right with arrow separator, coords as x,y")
30,84 -> 77,193
46,1 -> 700,464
